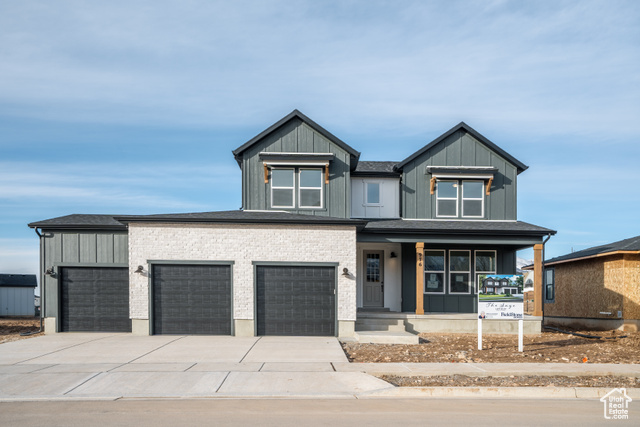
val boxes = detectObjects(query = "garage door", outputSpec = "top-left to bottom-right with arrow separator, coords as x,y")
152,264 -> 232,335
60,267 -> 131,332
256,265 -> 336,336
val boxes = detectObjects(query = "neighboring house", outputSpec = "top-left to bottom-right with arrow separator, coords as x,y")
28,110 -> 555,337
0,274 -> 37,316
525,235 -> 640,331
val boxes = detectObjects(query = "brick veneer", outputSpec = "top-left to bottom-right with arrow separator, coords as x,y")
128,223 -> 357,322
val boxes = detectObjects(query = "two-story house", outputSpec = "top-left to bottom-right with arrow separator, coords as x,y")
29,110 -> 555,338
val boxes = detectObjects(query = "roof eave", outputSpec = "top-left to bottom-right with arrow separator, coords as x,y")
115,216 -> 367,229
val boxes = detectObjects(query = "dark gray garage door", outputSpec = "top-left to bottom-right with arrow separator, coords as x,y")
152,264 -> 232,335
60,267 -> 131,332
256,265 -> 336,336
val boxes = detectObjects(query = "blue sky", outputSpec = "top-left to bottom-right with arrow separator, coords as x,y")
1,0 -> 639,287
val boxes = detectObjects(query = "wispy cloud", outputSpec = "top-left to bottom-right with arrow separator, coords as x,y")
0,161 -> 240,211
0,1 -> 638,137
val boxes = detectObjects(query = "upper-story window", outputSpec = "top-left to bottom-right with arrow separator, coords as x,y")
271,167 -> 323,209
436,180 -> 484,218
365,182 -> 381,205
299,168 -> 323,208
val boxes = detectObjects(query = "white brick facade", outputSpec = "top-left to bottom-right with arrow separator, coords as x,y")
128,223 -> 357,322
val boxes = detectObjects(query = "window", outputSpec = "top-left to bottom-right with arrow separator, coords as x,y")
365,182 -> 381,205
271,168 -> 295,208
475,250 -> 496,293
545,268 -> 555,302
449,250 -> 471,293
424,250 -> 445,294
436,180 -> 458,217
299,169 -> 322,208
462,181 -> 484,217
270,167 -> 323,209
435,179 -> 484,218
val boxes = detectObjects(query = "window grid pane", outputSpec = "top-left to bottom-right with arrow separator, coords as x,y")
449,250 -> 470,294
271,168 -> 295,208
366,253 -> 381,282
299,168 -> 323,208
424,250 -> 445,294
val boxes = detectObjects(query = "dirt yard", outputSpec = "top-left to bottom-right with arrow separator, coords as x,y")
342,328 -> 640,364
379,374 -> 640,388
0,317 -> 43,344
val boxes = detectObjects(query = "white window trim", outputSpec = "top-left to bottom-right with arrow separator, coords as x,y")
363,180 -> 382,206
424,249 -> 446,295
298,167 -> 324,209
435,180 -> 458,218
474,250 -> 497,293
270,167 -> 295,209
449,250 -> 471,294
462,180 -> 485,218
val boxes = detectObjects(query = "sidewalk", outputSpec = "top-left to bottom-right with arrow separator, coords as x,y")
0,334 -> 638,401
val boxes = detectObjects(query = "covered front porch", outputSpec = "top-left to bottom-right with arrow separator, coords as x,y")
353,219 -> 554,342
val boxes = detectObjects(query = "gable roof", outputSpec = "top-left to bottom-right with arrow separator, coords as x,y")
394,122 -> 529,173
232,109 -> 361,168
0,274 -> 37,287
540,235 -> 640,267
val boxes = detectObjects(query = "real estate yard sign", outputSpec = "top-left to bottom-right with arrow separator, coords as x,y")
477,274 -> 524,319
477,274 -> 525,352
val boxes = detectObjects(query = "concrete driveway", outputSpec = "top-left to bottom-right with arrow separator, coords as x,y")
0,334 -> 392,400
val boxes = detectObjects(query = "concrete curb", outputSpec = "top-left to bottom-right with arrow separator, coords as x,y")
359,386 -> 640,399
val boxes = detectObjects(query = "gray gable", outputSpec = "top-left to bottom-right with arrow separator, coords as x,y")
395,122 -> 528,173
232,109 -> 360,169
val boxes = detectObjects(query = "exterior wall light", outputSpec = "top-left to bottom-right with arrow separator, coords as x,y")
134,265 -> 144,274
341,268 -> 350,276
44,267 -> 56,277
390,252 -> 397,258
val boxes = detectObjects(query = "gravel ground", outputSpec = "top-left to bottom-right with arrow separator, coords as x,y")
379,374 -> 640,388
0,317 -> 43,344
343,329 -> 640,364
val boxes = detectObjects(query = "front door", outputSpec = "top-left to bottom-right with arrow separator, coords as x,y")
363,251 -> 384,307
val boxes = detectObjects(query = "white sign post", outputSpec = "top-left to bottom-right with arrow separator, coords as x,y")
477,274 -> 525,352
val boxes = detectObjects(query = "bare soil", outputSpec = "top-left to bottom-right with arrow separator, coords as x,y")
342,329 -> 640,364
379,374 -> 640,388
0,317 -> 43,344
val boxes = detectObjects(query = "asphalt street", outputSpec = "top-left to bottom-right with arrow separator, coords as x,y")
1,398 -> 635,427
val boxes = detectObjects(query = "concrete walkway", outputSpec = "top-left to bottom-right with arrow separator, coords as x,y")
0,334 -> 638,401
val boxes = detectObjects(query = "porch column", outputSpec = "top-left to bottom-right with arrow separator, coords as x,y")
416,242 -> 424,315
533,243 -> 543,317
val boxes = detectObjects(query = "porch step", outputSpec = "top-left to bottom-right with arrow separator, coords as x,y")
355,318 -> 406,332
354,330 -> 420,345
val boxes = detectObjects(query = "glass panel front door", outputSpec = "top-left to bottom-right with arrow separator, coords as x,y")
363,251 -> 384,307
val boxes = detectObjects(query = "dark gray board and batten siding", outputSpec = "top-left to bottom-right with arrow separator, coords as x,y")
41,231 -> 128,318
241,117 -> 352,218
402,130 -> 518,220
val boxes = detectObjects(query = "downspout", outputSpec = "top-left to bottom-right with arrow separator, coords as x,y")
22,227 -> 44,335
540,233 -> 552,324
